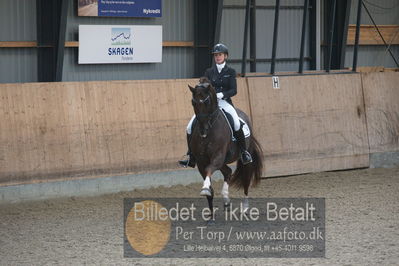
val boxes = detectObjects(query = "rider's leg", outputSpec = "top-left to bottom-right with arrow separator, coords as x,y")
234,123 -> 253,164
218,100 -> 253,164
178,115 -> 196,168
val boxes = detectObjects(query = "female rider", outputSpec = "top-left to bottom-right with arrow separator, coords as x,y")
179,43 -> 252,167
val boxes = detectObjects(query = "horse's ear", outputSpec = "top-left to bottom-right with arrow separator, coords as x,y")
188,85 -> 195,93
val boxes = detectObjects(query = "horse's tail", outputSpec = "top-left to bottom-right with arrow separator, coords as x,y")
230,134 -> 264,189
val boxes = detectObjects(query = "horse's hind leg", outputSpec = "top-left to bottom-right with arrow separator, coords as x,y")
220,165 -> 232,209
242,176 -> 251,213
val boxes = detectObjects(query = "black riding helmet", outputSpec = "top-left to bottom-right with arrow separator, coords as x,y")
212,43 -> 228,55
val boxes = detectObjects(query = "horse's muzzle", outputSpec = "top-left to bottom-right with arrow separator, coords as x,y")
199,126 -> 209,138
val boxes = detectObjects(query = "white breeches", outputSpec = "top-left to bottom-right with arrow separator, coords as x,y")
186,99 -> 241,134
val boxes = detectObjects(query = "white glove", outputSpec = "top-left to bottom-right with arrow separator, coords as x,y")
217,92 -> 224,100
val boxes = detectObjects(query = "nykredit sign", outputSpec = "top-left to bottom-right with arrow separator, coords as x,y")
78,0 -> 162,18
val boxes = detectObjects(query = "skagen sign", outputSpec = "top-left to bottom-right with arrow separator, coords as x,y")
79,25 -> 162,64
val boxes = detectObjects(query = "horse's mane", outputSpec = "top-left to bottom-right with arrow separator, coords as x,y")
198,77 -> 216,96
199,76 -> 210,85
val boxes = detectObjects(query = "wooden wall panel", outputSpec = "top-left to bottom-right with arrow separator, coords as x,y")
5,72 -> 399,184
247,74 -> 370,177
347,25 -> 399,45
0,77 -> 251,185
362,72 -> 399,153
234,77 -> 251,117
0,79 -> 197,185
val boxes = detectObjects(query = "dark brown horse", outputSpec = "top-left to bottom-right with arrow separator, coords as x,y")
188,77 -> 263,218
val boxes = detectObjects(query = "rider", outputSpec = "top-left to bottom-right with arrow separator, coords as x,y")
179,43 -> 253,168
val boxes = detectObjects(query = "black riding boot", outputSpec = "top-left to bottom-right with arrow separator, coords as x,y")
178,134 -> 196,168
234,126 -> 253,165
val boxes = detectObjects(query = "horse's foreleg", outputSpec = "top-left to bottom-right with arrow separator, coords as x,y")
198,166 -> 213,197
198,166 -> 215,222
206,188 -> 215,222
199,156 -> 225,197
200,175 -> 212,196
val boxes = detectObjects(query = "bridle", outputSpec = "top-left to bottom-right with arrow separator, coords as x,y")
192,83 -> 221,135
191,95 -> 210,105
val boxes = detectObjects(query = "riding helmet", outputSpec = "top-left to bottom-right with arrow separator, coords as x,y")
212,43 -> 229,55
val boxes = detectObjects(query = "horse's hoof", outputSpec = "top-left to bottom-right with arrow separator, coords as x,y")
200,188 -> 212,196
207,219 -> 216,226
241,204 -> 249,214
223,199 -> 231,211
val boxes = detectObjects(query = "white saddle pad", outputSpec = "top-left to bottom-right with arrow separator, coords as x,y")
240,118 -> 251,138
220,109 -> 251,141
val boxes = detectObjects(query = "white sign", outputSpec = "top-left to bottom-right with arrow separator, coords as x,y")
272,76 -> 280,89
79,25 -> 162,64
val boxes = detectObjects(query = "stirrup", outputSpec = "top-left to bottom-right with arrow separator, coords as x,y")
241,150 -> 253,165
178,155 -> 196,168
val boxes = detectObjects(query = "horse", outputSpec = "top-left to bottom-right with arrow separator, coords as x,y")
187,77 -> 263,219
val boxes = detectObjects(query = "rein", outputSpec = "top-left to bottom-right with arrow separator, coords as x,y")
196,107 -> 220,129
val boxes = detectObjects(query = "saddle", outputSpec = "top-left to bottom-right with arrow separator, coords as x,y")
190,108 -> 251,141
220,109 -> 251,141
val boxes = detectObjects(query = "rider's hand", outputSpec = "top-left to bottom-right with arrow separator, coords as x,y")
217,92 -> 224,99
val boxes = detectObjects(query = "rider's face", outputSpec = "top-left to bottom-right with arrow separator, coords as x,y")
214,53 -> 227,64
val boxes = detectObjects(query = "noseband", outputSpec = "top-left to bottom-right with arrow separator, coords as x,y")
191,95 -> 210,105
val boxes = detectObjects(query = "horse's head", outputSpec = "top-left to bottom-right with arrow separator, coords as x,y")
188,77 -> 218,138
